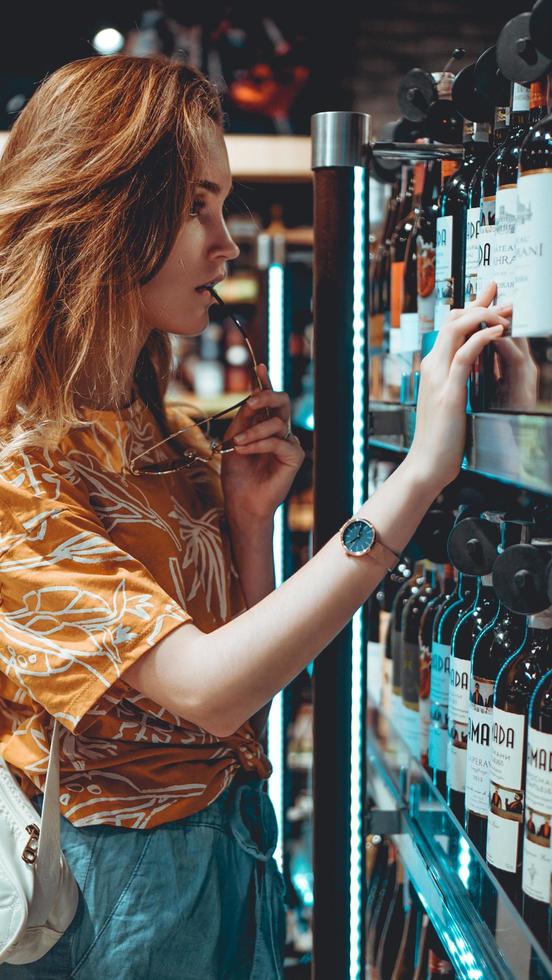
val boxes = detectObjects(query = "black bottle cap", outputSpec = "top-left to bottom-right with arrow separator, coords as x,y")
493,542 -> 552,614
452,63 -> 494,122
474,46 -> 512,108
497,12 -> 552,83
447,516 -> 500,575
530,0 -> 552,59
398,69 -> 437,122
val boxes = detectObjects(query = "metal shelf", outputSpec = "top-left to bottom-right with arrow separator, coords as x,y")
366,658 -> 552,979
371,141 -> 464,162
368,403 -> 552,497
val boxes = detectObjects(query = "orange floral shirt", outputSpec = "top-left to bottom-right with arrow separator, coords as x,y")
0,396 -> 271,829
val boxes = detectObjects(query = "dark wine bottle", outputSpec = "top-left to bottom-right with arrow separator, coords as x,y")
476,92 -> 513,300
463,124 -> 492,307
365,833 -> 389,935
419,565 -> 456,770
398,160 -> 426,353
391,885 -> 419,980
389,166 -> 414,350
391,562 -> 424,732
465,519 -> 531,853
494,84 -> 532,307
487,603 -> 552,908
513,92 -> 552,339
522,667 -> 552,949
434,121 -> 490,331
415,159 -> 441,338
366,841 -> 397,967
376,857 -> 407,980
429,574 -> 477,795
401,562 -> 441,758
447,573 -> 500,822
371,178 -> 401,350
380,563 -> 412,731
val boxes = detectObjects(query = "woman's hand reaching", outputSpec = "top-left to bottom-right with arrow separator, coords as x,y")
221,365 -> 305,525
407,282 -> 510,491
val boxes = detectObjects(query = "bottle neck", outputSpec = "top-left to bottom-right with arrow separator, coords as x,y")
493,104 -> 511,147
511,82 -> 531,129
528,607 -> 552,632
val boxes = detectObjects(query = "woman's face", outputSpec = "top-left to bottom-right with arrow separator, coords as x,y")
140,124 -> 239,336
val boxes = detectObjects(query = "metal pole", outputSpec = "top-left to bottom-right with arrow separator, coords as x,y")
311,111 -> 371,980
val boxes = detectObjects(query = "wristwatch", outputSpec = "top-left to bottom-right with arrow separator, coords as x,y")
339,517 -> 400,571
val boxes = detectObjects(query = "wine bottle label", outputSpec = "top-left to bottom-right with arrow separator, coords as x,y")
428,641 -> 451,771
464,206 -> 481,305
402,639 -> 420,757
446,656 -> 470,792
399,312 -> 419,352
435,216 -> 453,330
522,726 -> 552,903
416,234 -> 436,333
476,196 -> 496,300
390,261 -> 405,329
513,172 -> 552,338
487,707 -> 526,872
494,186 -> 517,306
512,83 -> 531,113
465,674 -> 494,817
419,643 -> 431,762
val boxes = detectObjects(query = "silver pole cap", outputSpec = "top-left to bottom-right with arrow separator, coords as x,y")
311,111 -> 371,170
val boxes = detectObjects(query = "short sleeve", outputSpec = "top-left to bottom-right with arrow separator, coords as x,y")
0,452 -> 192,734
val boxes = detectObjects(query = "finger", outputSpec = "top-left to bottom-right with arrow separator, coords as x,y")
474,281 -> 498,307
256,363 -> 274,390
233,436 -> 304,459
449,325 -> 505,387
245,389 -> 291,422
233,417 -> 288,445
434,305 -> 512,363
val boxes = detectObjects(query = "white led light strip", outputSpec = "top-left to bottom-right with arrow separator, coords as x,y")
349,166 -> 366,980
266,261 -> 285,871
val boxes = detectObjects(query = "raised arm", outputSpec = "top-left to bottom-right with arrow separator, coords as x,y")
125,289 -> 510,737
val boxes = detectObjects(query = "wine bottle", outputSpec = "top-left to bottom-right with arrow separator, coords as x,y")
381,563 -> 413,727
401,562 -> 441,758
487,602 -> 552,908
494,84 -> 531,307
365,833 -> 389,934
391,885 -> 419,980
376,857 -> 407,980
397,160 -> 427,352
463,123 -> 492,307
429,574 -> 477,795
371,179 -> 401,350
415,159 -> 441,338
389,166 -> 414,350
522,667 -> 552,948
476,90 -> 517,296
434,121 -> 490,331
391,562 -> 424,731
513,92 -> 552,338
419,566 -> 456,770
366,841 -> 397,967
465,519 -> 531,853
447,572 -> 500,822
412,914 -> 430,980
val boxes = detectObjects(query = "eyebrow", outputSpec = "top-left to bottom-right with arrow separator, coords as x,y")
196,179 -> 234,197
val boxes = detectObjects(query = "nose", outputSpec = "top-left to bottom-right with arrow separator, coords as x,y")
211,216 -> 240,263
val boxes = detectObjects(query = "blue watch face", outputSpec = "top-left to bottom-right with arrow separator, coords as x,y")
343,519 -> 375,554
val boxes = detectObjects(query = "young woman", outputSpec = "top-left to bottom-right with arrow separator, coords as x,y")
0,56 -> 509,979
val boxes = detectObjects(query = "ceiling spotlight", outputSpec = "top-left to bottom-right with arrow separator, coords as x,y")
92,28 -> 125,56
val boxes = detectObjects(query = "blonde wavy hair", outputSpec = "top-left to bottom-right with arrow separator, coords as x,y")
0,55 -> 223,464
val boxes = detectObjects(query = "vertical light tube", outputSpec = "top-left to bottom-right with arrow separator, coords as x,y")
349,166 -> 366,980
267,260 -> 285,870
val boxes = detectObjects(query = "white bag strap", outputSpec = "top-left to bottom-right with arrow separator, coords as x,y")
30,720 -> 63,922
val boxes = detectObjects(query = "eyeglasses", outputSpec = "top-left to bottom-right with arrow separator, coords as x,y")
127,286 -> 267,477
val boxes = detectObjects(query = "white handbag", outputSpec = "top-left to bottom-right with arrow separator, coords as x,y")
0,719 -> 79,965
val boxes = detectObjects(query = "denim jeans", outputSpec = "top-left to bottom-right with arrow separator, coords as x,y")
0,777 -> 285,979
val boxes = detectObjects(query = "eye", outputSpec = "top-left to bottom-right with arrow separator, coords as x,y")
190,198 -> 206,217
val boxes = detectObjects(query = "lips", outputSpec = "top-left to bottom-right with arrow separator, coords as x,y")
195,275 -> 225,294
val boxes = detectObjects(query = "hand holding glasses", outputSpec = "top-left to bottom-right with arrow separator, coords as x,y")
127,286 -> 269,477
